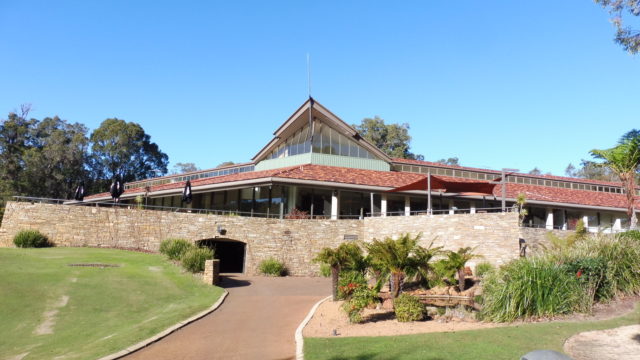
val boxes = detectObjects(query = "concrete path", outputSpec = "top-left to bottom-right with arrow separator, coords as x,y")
125,275 -> 331,360
564,324 -> 640,360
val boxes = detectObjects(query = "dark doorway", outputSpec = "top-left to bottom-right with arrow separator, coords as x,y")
198,239 -> 246,273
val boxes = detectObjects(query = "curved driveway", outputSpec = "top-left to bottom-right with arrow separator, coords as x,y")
126,275 -> 330,360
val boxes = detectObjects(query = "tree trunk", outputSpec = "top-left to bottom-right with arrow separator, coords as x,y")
623,174 -> 637,229
458,268 -> 466,292
391,272 -> 404,298
331,266 -> 339,301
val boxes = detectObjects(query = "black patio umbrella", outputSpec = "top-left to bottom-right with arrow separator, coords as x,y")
73,181 -> 85,201
182,180 -> 192,204
110,175 -> 125,203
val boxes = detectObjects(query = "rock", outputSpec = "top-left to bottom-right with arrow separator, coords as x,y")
520,350 -> 572,360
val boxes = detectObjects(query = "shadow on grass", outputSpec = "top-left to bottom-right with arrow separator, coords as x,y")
326,354 -> 376,360
326,354 -> 446,360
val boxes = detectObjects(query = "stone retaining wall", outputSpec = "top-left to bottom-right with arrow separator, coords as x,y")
0,201 -> 361,276
519,227 -> 570,253
0,201 -> 523,275
364,212 -> 521,266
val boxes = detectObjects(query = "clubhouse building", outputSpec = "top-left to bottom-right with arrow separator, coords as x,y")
86,99 -> 635,233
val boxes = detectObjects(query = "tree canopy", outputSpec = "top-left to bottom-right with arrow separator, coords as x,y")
352,116 -> 423,160
0,109 -> 169,203
596,0 -> 640,54
0,109 -> 89,199
437,157 -> 460,166
565,160 -> 618,181
216,161 -> 235,168
90,118 -> 168,183
172,162 -> 199,174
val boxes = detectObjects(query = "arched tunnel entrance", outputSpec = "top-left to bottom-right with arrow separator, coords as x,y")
197,239 -> 246,273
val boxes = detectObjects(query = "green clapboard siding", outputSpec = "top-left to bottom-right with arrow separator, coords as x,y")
310,153 -> 390,171
254,153 -> 313,171
255,152 -> 390,171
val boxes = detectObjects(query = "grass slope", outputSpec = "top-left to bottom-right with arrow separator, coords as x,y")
305,303 -> 640,360
0,247 -> 223,360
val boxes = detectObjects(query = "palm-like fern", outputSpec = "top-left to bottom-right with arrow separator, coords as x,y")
591,133 -> 640,229
365,233 -> 424,298
314,242 -> 366,301
445,247 -> 479,292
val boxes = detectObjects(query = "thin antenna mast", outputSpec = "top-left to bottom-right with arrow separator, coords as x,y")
307,53 -> 311,98
307,53 -> 315,142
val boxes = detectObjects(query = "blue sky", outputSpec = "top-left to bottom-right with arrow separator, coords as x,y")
1,1 -> 638,176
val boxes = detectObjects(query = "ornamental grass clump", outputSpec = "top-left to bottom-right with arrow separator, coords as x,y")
180,247 -> 214,273
481,232 -> 640,323
159,238 -> 194,261
258,257 -> 286,276
13,229 -> 51,248
475,262 -> 495,279
394,293 -> 425,322
480,256 -> 585,322
571,232 -> 640,296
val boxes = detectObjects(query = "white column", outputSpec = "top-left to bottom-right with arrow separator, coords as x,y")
582,215 -> 589,229
381,193 -> 388,217
287,185 -> 298,213
448,200 -> 455,215
331,191 -> 339,220
470,201 -> 476,214
613,218 -> 622,231
404,196 -> 411,216
546,208 -> 554,230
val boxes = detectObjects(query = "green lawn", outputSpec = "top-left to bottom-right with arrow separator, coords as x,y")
305,302 -> 640,360
0,247 -> 223,360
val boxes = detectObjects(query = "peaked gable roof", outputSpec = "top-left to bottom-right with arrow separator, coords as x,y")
252,98 -> 392,163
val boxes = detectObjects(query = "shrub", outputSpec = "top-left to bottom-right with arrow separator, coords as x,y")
562,256 -> 612,302
258,258 -> 286,276
480,256 -> 585,322
180,247 -> 214,273
338,270 -> 367,300
13,229 -> 50,248
394,293 -> 425,322
475,262 -> 495,278
429,259 -> 455,287
159,238 -> 194,260
285,208 -> 309,219
319,263 -> 331,277
342,286 -> 378,323
575,234 -> 640,296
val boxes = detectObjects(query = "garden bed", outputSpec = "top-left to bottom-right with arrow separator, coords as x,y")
304,295 -> 640,338
303,299 -> 500,337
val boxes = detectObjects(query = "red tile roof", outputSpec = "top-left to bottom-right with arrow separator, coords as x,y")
85,163 -> 635,210
85,165 -> 425,200
276,164 -> 425,187
393,158 -> 627,187
496,183 -> 634,209
86,166 -> 301,199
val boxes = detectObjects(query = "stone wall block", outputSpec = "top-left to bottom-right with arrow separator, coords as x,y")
0,202 -> 522,275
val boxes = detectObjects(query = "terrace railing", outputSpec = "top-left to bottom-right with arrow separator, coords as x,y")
520,222 -> 625,234
11,196 -> 515,221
